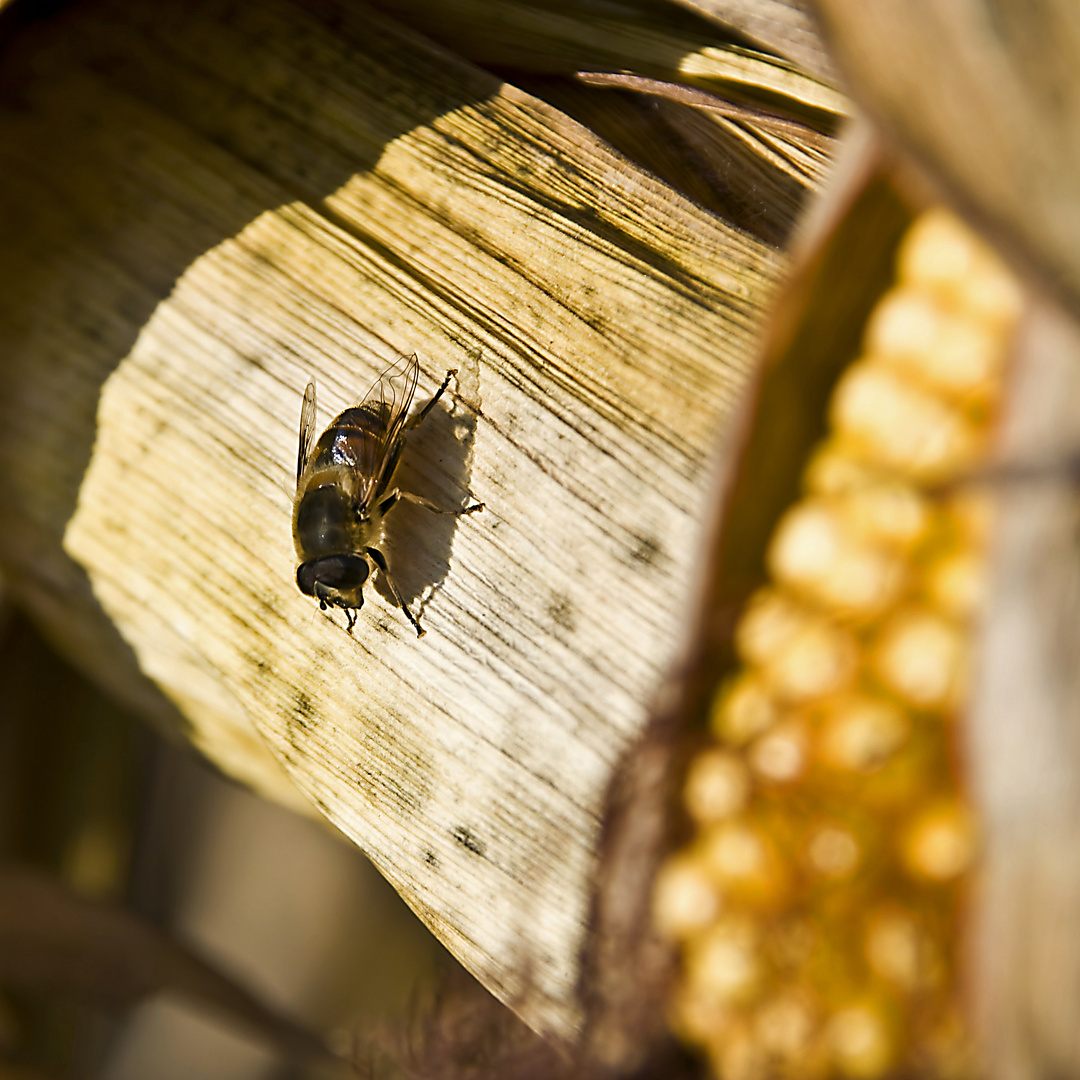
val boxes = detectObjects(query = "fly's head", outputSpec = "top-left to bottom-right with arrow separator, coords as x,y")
296,553 -> 370,614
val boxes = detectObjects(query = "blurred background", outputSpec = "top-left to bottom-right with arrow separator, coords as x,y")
0,594 -> 451,1079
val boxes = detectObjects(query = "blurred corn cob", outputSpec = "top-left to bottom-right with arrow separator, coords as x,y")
654,208 -> 1023,1080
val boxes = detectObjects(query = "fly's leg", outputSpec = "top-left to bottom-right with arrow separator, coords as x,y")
409,368 -> 457,429
377,487 -> 484,517
396,369 -> 484,516
344,607 -> 357,634
366,546 -> 425,637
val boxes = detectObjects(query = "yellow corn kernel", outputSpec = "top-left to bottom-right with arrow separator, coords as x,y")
924,547 -> 987,621
864,285 -> 944,361
897,208 -> 1022,326
669,982 -> 735,1045
710,1020 -> 763,1080
710,671 -> 779,745
816,694 -> 910,773
685,749 -> 752,823
701,820 -> 786,907
944,490 -> 994,548
769,500 -> 905,618
872,607 -> 965,709
804,439 -> 884,496
865,288 -> 1005,398
864,906 -> 936,990
750,717 -> 810,785
953,256 -> 1025,328
761,614 -> 859,703
838,483 -> 930,551
830,362 -> 982,479
654,855 -> 724,939
919,313 -> 1004,398
901,802 -> 977,882
754,989 -> 819,1061
806,824 -> 862,879
686,917 -> 763,1004
768,501 -> 845,586
897,209 -> 983,293
827,1001 -> 895,1079
736,588 -> 809,668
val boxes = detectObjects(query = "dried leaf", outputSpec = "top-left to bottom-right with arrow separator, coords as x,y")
686,129 -> 911,667
812,1 -> 1080,318
967,299 -> 1080,1080
577,72 -> 836,245
0,0 -> 786,1049
375,0 -> 847,129
671,0 -> 839,85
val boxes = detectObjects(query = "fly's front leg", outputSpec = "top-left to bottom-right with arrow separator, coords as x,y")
377,487 -> 484,517
366,546 -> 425,637
409,368 -> 458,429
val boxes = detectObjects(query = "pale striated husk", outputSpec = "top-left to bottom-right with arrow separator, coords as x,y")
0,0 -> 795,1048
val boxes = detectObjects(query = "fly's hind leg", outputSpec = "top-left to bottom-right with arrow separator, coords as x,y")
397,368 -> 484,516
377,488 -> 484,517
366,546 -> 425,637
409,368 -> 457,429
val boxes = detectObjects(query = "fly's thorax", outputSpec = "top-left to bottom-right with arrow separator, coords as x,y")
312,404 -> 391,472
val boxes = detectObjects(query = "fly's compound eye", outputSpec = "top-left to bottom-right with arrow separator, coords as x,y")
296,555 -> 370,599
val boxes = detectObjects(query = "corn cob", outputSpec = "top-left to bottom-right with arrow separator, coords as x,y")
656,208 -> 1023,1080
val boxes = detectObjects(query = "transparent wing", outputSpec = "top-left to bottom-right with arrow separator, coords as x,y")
353,353 -> 420,493
357,352 -> 419,427
296,380 -> 318,486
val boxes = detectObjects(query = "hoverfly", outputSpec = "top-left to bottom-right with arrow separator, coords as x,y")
293,354 -> 483,637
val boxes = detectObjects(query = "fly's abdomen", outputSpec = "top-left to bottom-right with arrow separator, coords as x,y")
293,482 -> 355,560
